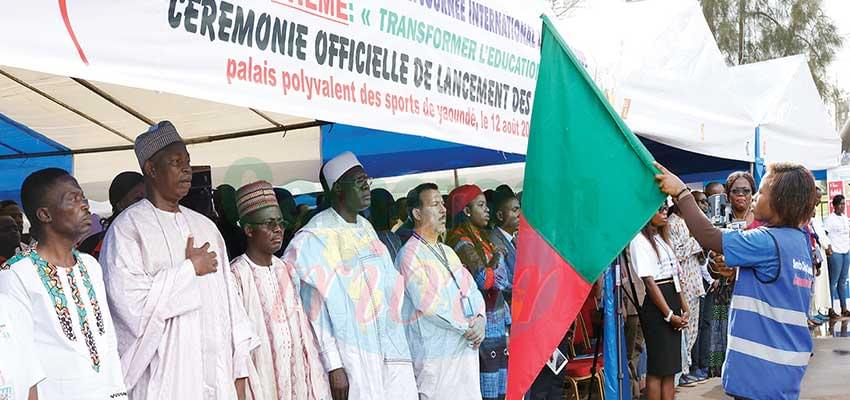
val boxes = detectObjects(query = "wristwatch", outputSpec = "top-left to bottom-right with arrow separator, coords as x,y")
664,310 -> 674,323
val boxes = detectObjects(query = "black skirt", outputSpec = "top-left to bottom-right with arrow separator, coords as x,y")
639,281 -> 682,376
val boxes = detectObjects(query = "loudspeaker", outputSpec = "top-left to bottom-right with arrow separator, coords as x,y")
180,166 -> 214,219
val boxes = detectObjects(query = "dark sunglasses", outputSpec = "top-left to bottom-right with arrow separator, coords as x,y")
730,188 -> 752,196
247,218 -> 286,230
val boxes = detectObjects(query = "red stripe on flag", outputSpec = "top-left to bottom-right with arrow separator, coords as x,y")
506,216 -> 592,399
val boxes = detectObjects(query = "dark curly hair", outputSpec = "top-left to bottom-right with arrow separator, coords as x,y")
764,163 -> 817,227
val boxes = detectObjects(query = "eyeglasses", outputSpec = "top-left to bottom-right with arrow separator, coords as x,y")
730,188 -> 752,196
247,218 -> 286,231
338,175 -> 373,188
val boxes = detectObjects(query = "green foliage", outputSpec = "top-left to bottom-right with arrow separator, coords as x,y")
700,0 -> 843,101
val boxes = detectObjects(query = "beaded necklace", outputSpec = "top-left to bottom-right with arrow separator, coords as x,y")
13,248 -> 105,371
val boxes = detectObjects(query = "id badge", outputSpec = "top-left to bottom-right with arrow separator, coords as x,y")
460,296 -> 475,319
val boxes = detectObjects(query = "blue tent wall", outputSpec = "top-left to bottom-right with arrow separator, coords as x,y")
0,117 -> 828,204
322,123 -> 754,185
321,124 -> 525,178
638,136 -> 751,183
0,114 -> 72,205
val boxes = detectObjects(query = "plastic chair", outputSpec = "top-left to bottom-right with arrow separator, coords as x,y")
564,299 -> 605,400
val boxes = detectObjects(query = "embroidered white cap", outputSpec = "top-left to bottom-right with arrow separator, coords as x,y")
321,151 -> 362,191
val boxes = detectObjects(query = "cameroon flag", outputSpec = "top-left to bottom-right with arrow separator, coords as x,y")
506,16 -> 665,398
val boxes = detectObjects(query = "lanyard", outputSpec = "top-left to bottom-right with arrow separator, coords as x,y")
654,236 -> 681,292
412,232 -> 463,294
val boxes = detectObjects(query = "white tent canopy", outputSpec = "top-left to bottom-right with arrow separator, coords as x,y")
551,0 -> 839,170
0,0 -> 839,205
0,65 -> 322,200
552,0 -> 755,162
731,55 -> 841,170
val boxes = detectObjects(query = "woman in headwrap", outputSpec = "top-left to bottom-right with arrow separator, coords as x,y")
445,184 -> 511,400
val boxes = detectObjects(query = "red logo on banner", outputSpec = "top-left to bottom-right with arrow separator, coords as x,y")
828,181 -> 844,213
272,0 -> 352,25
59,0 -> 89,65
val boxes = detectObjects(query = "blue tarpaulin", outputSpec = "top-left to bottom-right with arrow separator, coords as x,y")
320,123 -> 768,184
321,124 -> 526,178
0,114 -> 72,205
604,263 -> 632,400
1,119 -> 826,205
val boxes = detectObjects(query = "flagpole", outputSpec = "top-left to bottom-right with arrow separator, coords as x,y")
616,255 -> 624,399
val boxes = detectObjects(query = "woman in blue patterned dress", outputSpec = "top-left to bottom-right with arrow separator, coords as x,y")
446,185 -> 511,400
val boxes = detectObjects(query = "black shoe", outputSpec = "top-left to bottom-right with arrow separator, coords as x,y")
679,375 -> 697,387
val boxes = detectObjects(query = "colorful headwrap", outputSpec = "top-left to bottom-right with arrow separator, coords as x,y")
236,181 -> 279,221
448,184 -> 483,219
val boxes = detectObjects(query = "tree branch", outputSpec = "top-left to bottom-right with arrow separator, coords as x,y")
747,10 -> 821,60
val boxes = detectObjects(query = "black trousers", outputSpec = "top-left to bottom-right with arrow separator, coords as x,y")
526,333 -> 571,399
526,365 -> 566,400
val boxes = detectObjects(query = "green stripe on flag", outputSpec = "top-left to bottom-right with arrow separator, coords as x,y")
522,15 -> 665,281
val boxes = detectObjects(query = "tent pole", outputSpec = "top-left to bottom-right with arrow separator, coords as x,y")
0,120 -> 328,160
0,68 -> 134,143
71,78 -> 156,126
753,126 -> 764,188
453,169 -> 460,189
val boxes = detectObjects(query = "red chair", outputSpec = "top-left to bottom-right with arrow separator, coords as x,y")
563,358 -> 605,400
564,291 -> 605,400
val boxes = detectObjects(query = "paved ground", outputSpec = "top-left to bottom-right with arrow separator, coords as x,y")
678,332 -> 850,400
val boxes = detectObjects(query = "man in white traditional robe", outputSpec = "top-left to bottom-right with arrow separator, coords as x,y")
0,168 -> 126,399
100,121 -> 258,400
395,183 -> 486,400
283,152 -> 418,400
0,293 -> 45,400
230,181 -> 331,400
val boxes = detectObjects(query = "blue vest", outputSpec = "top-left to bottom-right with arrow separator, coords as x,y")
723,227 -> 813,400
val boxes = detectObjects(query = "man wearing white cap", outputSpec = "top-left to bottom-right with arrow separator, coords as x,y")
283,152 -> 418,400
100,121 -> 259,400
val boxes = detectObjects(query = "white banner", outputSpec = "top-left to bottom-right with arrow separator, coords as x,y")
0,0 -> 541,154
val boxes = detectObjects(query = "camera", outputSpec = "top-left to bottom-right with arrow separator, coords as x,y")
706,194 -> 730,227
706,193 -> 748,231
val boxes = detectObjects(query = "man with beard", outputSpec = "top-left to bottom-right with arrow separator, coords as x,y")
395,183 -> 485,400
0,168 -> 126,398
100,121 -> 258,400
230,181 -> 331,400
283,151 -> 417,400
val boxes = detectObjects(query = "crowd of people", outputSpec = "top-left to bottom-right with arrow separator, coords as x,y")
621,162 -> 825,400
0,121 -> 527,400
0,119 -> 834,400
